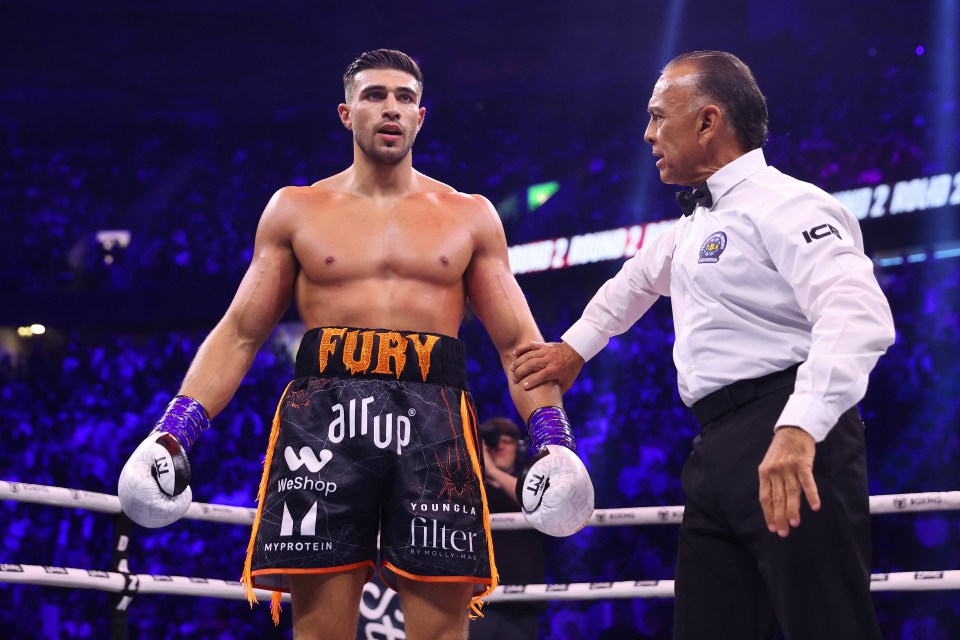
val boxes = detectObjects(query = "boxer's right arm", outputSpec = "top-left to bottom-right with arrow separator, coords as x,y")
177,187 -> 299,417
119,188 -> 298,527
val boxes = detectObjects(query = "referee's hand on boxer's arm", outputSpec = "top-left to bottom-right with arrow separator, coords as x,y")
510,341 -> 585,393
758,426 -> 821,538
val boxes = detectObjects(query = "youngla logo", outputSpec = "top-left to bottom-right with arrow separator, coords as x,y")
802,223 -> 842,243
410,502 -> 478,516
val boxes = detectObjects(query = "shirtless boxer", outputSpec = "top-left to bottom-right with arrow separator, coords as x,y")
117,49 -> 593,640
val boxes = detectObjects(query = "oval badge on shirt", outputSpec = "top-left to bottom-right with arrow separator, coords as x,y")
698,231 -> 727,264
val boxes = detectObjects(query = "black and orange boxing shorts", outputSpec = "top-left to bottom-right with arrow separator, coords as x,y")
242,327 -> 498,618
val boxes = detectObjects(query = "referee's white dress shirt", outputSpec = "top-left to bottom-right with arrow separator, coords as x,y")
563,148 -> 895,442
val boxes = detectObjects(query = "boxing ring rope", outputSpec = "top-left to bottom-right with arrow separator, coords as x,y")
3,480 -> 960,631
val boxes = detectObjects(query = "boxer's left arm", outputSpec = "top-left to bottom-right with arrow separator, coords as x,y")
462,194 -> 562,417
465,195 -> 594,536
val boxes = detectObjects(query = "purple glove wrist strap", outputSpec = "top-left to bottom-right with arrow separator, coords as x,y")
527,406 -> 576,455
151,395 -> 210,452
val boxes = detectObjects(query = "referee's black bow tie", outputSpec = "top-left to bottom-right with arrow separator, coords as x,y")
676,183 -> 713,216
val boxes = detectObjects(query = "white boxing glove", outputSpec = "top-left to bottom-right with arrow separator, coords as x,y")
515,406 -> 595,537
118,395 -> 209,528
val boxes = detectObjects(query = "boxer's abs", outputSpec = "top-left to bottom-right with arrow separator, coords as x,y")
294,276 -> 468,337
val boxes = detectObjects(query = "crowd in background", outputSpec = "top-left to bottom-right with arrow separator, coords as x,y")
0,26 -> 945,298
3,19 -> 960,638
2,252 -> 958,638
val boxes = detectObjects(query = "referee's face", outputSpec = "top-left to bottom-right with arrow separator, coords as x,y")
644,65 -> 709,187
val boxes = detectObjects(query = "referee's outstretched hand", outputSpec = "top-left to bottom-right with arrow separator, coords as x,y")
511,340 -> 584,394
758,426 -> 820,538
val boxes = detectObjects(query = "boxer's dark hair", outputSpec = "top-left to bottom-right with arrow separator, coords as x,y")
666,50 -> 768,150
343,49 -> 423,100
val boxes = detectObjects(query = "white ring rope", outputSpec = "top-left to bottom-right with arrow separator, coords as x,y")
4,481 -> 959,528
3,480 -> 959,602
4,563 -> 960,603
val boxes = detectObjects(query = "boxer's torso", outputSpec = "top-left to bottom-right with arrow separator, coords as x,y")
278,173 -> 485,337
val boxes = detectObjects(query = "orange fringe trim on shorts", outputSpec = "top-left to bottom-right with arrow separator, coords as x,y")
459,391 -> 499,618
241,381 -> 294,626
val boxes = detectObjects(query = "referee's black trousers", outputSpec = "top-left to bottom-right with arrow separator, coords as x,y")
673,370 -> 882,640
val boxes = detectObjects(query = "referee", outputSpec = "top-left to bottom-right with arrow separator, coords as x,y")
511,50 -> 894,640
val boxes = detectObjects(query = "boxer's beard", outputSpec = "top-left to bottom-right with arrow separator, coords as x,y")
357,130 -> 417,166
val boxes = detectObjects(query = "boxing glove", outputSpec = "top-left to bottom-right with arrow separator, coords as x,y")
118,395 -> 209,528
515,406 -> 594,537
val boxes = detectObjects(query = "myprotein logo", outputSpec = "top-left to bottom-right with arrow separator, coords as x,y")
266,502 -> 334,551
280,501 -> 317,537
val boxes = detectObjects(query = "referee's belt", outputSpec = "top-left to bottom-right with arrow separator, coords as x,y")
691,362 -> 802,426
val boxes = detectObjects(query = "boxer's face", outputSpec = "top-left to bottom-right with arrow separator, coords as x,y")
644,64 -> 709,187
339,68 -> 425,166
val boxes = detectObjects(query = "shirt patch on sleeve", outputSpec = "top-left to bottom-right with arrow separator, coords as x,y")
698,231 -> 727,264
802,223 -> 842,243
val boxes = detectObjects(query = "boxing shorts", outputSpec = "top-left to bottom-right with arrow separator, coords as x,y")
241,327 -> 498,620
